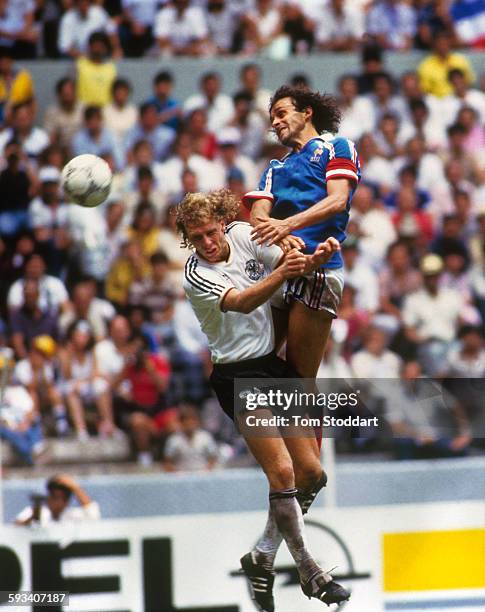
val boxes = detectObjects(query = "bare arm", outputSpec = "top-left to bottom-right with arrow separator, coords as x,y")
221,249 -> 305,314
251,179 -> 353,245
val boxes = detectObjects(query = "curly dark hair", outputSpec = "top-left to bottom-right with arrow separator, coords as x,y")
269,85 -> 341,134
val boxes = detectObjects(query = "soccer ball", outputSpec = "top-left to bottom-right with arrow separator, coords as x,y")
61,154 -> 112,207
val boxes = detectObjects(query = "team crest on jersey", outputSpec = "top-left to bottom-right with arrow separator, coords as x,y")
310,146 -> 324,162
245,259 -> 264,280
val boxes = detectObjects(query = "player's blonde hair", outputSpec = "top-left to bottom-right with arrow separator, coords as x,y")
175,189 -> 240,248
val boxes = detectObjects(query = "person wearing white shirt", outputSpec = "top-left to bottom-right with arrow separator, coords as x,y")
0,101 -> 49,160
337,74 -> 375,142
103,78 -> 138,146
155,0 -> 208,56
440,67 -> 485,128
351,326 -> 402,378
314,0 -> 364,52
177,188 -> 349,608
58,0 -> 115,58
15,474 -> 100,526
184,71 -> 234,133
342,237 -> 379,312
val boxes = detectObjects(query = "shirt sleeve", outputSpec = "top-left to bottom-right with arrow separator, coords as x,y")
242,165 -> 275,209
184,257 -> 235,311
324,137 -> 360,185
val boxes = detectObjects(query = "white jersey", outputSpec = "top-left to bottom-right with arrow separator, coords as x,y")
183,222 -> 282,364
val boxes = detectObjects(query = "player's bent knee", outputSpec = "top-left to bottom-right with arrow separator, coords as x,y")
266,463 -> 295,491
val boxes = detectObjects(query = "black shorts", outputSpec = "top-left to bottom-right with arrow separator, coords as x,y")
210,351 -> 300,421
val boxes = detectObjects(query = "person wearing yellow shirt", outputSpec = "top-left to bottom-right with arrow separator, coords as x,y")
418,30 -> 475,98
0,47 -> 34,124
105,241 -> 150,307
125,203 -> 160,259
77,32 -> 117,107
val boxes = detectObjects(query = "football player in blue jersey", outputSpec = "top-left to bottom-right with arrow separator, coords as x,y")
246,85 -> 360,383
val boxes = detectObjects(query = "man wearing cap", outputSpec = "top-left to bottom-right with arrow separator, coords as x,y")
403,253 -> 467,375
28,166 -> 70,277
14,335 -> 69,436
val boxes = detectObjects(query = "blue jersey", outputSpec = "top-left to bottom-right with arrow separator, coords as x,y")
248,136 -> 360,268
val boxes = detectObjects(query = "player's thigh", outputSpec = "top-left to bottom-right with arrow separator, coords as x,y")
286,300 -> 333,378
271,305 -> 289,354
284,436 -> 322,486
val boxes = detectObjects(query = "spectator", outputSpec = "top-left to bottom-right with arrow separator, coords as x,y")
155,0 -> 208,57
314,0 -> 363,52
158,204 -> 189,289
0,46 -> 34,126
95,315 -> 132,386
129,250 -> 178,312
0,353 -> 44,465
417,30 -> 475,98
118,333 -> 172,466
341,236 -> 379,313
456,106 -> 485,153
356,42 -> 385,95
374,113 -> 408,160
350,182 -> 397,268
378,240 -> 422,323
396,136 -> 447,195
446,326 -> 485,386
104,78 -> 137,146
124,102 -> 176,163
0,139 -> 33,238
357,133 -> 397,194
0,101 -> 49,161
383,362 -> 472,460
13,335 -> 69,436
9,279 -> 59,359
59,320 -> 115,440
396,70 -> 442,125
43,77 -> 83,151
337,74 -> 375,142
407,98 -> 447,151
185,108 -> 217,160
0,0 -> 38,59
204,0 -> 245,55
7,252 -> 69,314
58,0 -> 118,59
238,63 -> 271,119
72,105 -> 123,170
184,72 -> 234,133
123,139 -> 165,192
28,166 -> 71,276
126,202 -> 160,258
384,165 -> 431,211
415,0 -> 455,50
403,253 -> 466,375
351,326 -> 402,378
60,279 -> 116,341
213,127 -> 258,192
441,68 -> 485,127
144,70 -> 182,131
366,0 -> 416,51
244,0 -> 284,57
15,474 -> 100,525
119,0 -> 158,57
124,166 -> 169,221
163,405 -> 218,471
441,123 -> 483,187
76,31 -> 117,108
227,90 -> 265,160
105,240 -> 150,308
159,131 -> 223,197
368,72 -> 407,128
392,186 -> 434,244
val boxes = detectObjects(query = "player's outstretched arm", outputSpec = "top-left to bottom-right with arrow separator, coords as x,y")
251,179 -> 352,246
221,249 -> 306,314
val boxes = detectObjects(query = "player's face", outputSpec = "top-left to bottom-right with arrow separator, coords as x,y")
270,97 -> 309,147
186,219 -> 229,263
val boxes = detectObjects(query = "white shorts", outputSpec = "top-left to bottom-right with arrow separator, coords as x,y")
271,267 -> 344,317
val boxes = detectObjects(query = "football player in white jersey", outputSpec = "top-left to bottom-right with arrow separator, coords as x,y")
177,189 -> 349,610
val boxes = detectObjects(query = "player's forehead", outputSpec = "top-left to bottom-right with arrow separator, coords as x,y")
270,97 -> 296,118
185,218 -> 221,237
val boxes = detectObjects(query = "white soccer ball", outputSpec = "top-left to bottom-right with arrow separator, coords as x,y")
61,154 -> 112,208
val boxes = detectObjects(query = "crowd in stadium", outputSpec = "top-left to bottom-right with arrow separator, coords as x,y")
0,0 -> 484,468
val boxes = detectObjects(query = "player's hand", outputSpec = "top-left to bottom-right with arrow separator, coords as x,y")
276,235 -> 305,253
251,217 -> 293,245
281,249 -> 306,279
312,237 -> 340,266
